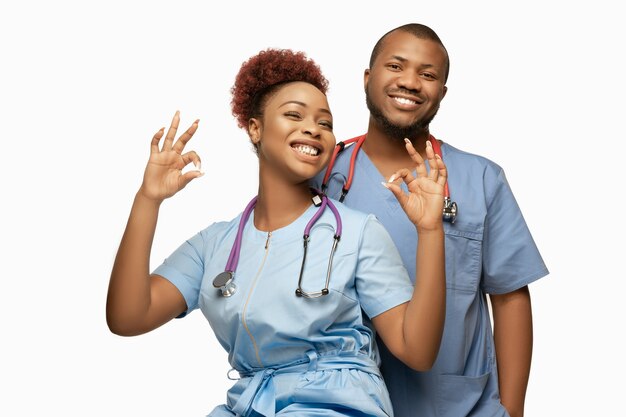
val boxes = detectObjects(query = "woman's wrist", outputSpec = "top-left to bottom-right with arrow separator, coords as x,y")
415,224 -> 444,235
135,188 -> 164,208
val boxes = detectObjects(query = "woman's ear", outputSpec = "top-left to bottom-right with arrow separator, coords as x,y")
248,118 -> 261,144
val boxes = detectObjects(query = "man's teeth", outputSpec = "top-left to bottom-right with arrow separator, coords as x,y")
394,97 -> 417,105
293,144 -> 320,156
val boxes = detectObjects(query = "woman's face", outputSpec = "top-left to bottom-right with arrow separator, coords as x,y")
250,81 -> 335,184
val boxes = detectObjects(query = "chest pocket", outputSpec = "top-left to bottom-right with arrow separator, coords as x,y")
443,221 -> 483,293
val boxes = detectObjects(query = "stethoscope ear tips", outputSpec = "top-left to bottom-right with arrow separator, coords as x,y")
295,288 -> 330,297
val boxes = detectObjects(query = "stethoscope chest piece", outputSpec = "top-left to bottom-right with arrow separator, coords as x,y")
322,134 -> 459,223
213,271 -> 237,297
442,197 -> 458,224
214,191 -> 342,299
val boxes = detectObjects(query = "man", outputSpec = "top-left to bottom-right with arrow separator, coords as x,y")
315,24 -> 548,417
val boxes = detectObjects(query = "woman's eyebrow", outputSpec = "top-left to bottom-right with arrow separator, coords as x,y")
279,100 -> 332,115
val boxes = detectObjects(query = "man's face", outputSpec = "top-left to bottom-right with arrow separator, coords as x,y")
365,31 -> 448,140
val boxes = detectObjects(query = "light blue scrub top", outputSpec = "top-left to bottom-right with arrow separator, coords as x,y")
154,201 -> 414,416
313,137 -> 549,417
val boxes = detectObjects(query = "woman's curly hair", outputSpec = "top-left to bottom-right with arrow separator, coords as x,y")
231,48 -> 329,131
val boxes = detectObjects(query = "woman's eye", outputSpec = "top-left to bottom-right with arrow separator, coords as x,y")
320,121 -> 333,130
285,112 -> 302,119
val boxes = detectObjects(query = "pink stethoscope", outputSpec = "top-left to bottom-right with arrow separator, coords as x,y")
321,134 -> 458,223
213,189 -> 342,298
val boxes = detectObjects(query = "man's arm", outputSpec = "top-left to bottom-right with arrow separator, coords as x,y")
490,285 -> 533,417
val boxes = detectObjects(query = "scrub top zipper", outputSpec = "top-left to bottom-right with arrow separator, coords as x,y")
241,231 -> 272,367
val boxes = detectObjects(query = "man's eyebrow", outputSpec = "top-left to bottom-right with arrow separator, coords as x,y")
391,55 -> 408,62
390,55 -> 437,70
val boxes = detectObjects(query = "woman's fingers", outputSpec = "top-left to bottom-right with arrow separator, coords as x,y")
180,169 -> 204,188
404,139 -> 427,178
151,128 -> 165,153
390,168 -> 414,186
162,111 -> 181,150
397,140 -> 448,187
181,150 -> 202,171
179,151 -> 204,188
381,168 -> 413,207
435,154 -> 448,186
173,119 -> 200,154
382,180 -> 407,207
152,112 -> 200,155
425,140 -> 439,182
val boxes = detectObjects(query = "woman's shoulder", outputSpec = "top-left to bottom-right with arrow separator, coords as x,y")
328,197 -> 375,221
326,197 -> 382,239
195,212 -> 244,241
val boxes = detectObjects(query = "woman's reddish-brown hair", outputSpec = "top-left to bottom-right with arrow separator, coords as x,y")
231,48 -> 329,131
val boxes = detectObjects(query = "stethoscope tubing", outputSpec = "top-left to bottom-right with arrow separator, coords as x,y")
321,134 -> 457,222
225,196 -> 258,273
214,190 -> 342,298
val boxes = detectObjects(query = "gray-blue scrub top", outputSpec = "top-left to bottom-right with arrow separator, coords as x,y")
313,136 -> 549,417
154,201 -> 415,416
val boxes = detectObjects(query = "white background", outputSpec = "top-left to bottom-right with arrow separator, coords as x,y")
1,0 -> 624,415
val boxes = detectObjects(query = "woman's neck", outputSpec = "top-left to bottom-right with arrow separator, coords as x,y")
254,169 -> 313,232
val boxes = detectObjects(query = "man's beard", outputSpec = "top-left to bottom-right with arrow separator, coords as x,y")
365,88 -> 439,142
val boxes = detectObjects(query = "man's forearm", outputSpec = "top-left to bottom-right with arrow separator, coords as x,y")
490,286 -> 533,417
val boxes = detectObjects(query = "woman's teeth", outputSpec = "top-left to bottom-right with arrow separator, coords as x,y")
293,144 -> 319,156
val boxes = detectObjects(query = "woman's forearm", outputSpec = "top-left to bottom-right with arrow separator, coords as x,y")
106,191 -> 161,335
402,227 -> 446,369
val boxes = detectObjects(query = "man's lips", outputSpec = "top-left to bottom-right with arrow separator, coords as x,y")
389,93 -> 423,106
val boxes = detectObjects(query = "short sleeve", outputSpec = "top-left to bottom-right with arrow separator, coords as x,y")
355,215 -> 414,319
481,168 -> 549,294
152,231 -> 206,317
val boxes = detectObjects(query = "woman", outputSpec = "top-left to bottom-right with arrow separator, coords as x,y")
106,48 -> 446,416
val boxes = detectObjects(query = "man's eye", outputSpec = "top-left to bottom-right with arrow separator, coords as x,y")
388,64 -> 401,70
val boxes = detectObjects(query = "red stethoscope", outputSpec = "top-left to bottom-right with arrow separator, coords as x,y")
321,134 -> 458,223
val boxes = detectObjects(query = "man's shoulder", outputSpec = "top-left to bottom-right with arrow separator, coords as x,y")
441,142 -> 501,170
439,141 -> 507,184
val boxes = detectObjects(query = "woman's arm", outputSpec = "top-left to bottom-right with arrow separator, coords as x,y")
371,139 -> 446,371
106,111 -> 203,336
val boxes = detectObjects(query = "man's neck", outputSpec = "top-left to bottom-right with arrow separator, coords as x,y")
362,119 -> 431,179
